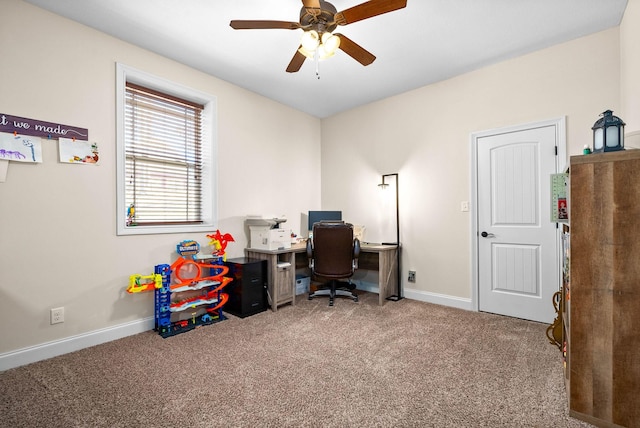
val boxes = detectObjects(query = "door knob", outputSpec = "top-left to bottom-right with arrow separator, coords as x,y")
481,231 -> 495,238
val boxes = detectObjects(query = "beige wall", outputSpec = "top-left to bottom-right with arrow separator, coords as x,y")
0,0 -> 321,356
0,0 -> 632,367
621,0 -> 640,137
321,28 -> 621,303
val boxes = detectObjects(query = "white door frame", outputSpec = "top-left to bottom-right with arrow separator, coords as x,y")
469,117 -> 567,313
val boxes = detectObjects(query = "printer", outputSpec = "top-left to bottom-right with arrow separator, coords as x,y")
246,216 -> 291,251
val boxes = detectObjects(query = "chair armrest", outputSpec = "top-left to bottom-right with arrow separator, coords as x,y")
353,238 -> 360,270
306,239 -> 314,269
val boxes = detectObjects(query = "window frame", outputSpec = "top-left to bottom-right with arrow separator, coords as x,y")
116,63 -> 217,236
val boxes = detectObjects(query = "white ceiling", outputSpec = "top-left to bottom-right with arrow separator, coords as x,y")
25,0 -> 628,118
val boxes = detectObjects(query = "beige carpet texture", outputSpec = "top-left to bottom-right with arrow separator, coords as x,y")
0,292 -> 593,427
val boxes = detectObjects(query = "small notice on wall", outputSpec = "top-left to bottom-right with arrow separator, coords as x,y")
58,138 -> 99,164
551,173 -> 568,223
0,132 -> 43,163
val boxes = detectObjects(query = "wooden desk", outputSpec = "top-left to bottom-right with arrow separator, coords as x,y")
246,242 -> 398,310
357,243 -> 399,306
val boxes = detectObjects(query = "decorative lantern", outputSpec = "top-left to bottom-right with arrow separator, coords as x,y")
592,110 -> 625,153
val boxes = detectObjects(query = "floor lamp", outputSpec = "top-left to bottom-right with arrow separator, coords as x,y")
378,173 -> 403,301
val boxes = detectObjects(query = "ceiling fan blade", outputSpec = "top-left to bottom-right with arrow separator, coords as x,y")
335,0 -> 407,26
335,34 -> 376,66
286,49 -> 306,73
302,0 -> 322,18
301,0 -> 321,9
230,20 -> 301,30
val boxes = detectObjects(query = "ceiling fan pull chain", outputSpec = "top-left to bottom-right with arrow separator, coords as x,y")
315,49 -> 320,79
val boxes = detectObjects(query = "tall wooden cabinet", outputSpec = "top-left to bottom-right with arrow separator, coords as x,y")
567,150 -> 640,427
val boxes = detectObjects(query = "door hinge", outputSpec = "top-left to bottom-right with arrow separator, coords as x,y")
555,146 -> 558,156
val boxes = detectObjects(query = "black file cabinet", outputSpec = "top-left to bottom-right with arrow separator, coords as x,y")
224,257 -> 268,318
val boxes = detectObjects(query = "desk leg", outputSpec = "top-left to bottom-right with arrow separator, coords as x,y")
378,249 -> 399,305
269,255 -> 279,312
288,251 -> 296,307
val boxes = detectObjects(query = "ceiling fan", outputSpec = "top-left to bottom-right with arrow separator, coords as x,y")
230,0 -> 407,73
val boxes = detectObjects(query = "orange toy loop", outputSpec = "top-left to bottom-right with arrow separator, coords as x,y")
210,276 -> 232,293
168,264 -> 231,292
210,265 -> 229,277
169,257 -> 229,283
170,258 -> 201,282
206,293 -> 229,313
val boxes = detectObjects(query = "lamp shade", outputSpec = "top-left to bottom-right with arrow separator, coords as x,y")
592,110 -> 625,153
301,30 -> 319,52
317,44 -> 335,60
297,46 -> 316,59
321,32 -> 340,54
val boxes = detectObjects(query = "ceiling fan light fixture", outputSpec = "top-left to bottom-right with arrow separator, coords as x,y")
231,0 -> 408,73
321,32 -> 340,54
317,44 -> 336,60
297,46 -> 316,59
301,30 -> 320,51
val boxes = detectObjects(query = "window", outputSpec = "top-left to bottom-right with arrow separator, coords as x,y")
124,83 -> 203,226
116,64 -> 217,235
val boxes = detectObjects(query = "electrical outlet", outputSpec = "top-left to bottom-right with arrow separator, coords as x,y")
50,307 -> 64,324
408,270 -> 416,282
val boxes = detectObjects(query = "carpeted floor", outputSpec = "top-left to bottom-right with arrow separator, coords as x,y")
0,292 -> 593,427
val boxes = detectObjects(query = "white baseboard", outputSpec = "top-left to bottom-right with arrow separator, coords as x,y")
356,281 -> 474,311
0,317 -> 155,372
1,287 -> 473,372
403,288 -> 473,311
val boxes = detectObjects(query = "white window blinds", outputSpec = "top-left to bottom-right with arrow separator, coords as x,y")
124,82 -> 204,226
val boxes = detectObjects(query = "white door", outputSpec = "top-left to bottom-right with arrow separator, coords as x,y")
476,124 -> 559,323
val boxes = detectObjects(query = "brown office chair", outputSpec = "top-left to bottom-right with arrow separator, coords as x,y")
306,221 -> 360,306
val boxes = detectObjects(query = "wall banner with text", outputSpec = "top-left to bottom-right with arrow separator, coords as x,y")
0,113 -> 88,140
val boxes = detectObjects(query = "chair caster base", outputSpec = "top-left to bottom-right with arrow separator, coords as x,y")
308,282 -> 358,306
